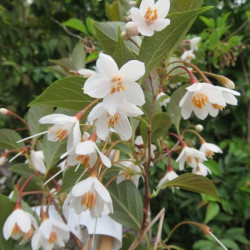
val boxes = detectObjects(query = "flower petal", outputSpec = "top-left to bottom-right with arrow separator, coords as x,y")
75,141 -> 95,155
155,0 -> 170,18
140,0 -> 154,13
3,211 -> 16,239
87,103 -> 105,122
119,60 -> 145,82
72,178 -> 94,197
96,54 -> 119,77
150,18 -> 170,31
114,114 -> 132,141
123,81 -> 145,106
94,145 -> 111,168
93,178 -> 112,203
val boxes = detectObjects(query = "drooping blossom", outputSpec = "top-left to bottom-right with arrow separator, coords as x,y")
88,100 -> 143,141
181,50 -> 195,63
116,161 -> 142,187
129,0 -> 170,37
30,150 -> 46,174
135,136 -> 157,162
84,53 -> 145,115
189,37 -> 201,51
156,91 -> 170,107
157,169 -> 178,188
200,142 -> 222,158
192,162 -> 212,176
31,217 -> 70,250
64,177 -> 113,218
179,82 -> 240,120
77,68 -> 96,78
3,209 -> 37,241
176,146 -> 207,171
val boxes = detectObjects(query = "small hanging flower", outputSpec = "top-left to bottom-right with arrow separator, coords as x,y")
30,150 -> 46,174
200,142 -> 222,158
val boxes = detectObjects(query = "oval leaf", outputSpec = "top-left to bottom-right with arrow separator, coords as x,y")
0,129 -> 24,149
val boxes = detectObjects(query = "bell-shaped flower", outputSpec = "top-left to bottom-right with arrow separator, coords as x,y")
181,50 -> 195,63
116,161 -> 142,187
190,37 -> 201,51
157,169 -> 178,188
88,100 -> 143,141
176,146 -> 207,171
200,142 -> 222,158
31,217 -> 70,250
156,91 -> 170,107
39,114 -> 81,151
216,86 -> 240,106
130,0 -> 170,37
77,68 -> 96,78
3,208 -> 38,241
84,53 -> 145,115
30,150 -> 46,174
64,177 -> 113,218
75,139 -> 111,168
192,162 -> 212,176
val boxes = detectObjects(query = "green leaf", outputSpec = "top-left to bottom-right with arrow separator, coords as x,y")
220,239 -> 240,250
86,17 -> 95,35
108,181 -> 143,230
0,194 -> 15,250
160,173 -> 219,200
151,112 -> 172,142
0,129 -> 24,149
62,18 -> 88,34
112,26 -> 136,67
204,202 -> 220,223
168,84 -> 188,133
8,163 -> 35,177
203,159 -> 222,177
29,76 -> 93,110
105,1 -> 124,21
72,41 -> 86,70
49,58 -> 74,72
139,6 -> 212,82
169,0 -> 204,14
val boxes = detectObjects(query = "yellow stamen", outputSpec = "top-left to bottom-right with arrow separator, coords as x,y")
144,7 -> 158,25
76,155 -> 90,167
48,231 -> 57,244
54,128 -> 68,140
107,113 -> 119,128
192,93 -> 209,109
125,169 -> 133,180
212,104 -> 225,110
23,227 -> 34,241
110,76 -> 125,94
81,191 -> 96,210
205,150 -> 214,158
11,223 -> 22,235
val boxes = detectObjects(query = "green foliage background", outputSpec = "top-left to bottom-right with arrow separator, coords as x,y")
0,0 -> 249,249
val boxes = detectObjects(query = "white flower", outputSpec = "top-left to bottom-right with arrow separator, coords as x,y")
39,114 -> 81,151
192,162 -> 212,176
84,53 -> 145,115
157,170 -> 178,188
200,142 -> 222,158
30,150 -> 46,174
0,155 -> 7,166
216,86 -> 240,106
116,161 -> 142,187
31,217 -> 70,250
125,21 -> 139,37
77,68 -> 96,78
88,100 -> 143,141
190,37 -> 201,51
130,0 -> 170,36
64,177 -> 113,218
181,50 -> 195,63
75,140 -> 111,168
135,136 -> 157,161
176,146 -> 207,171
156,91 -> 170,107
3,209 -> 37,241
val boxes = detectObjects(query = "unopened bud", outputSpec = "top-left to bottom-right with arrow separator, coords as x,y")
0,108 -> 9,115
125,21 -> 139,37
121,31 -> 129,40
195,124 -> 203,132
205,72 -> 235,89
0,156 -> 7,165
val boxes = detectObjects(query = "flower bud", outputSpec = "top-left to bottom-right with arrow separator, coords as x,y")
125,21 -> 139,37
0,108 -> 9,115
121,31 -> 129,40
195,124 -> 203,132
0,156 -> 7,165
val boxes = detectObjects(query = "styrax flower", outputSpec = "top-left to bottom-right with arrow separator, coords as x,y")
176,146 -> 207,171
84,53 -> 145,115
157,169 -> 178,188
116,161 -> 142,187
77,68 -> 96,78
181,50 -> 195,63
192,162 -> 212,176
179,82 -> 240,120
64,177 -> 113,218
39,114 -> 81,151
189,37 -> 201,51
30,150 -> 46,174
88,100 -> 143,141
3,208 -> 38,241
31,217 -> 70,250
200,142 -> 222,158
130,0 -> 170,36
75,140 -> 111,168
156,91 -> 170,107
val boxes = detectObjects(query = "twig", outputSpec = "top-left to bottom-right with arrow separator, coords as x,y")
153,208 -> 165,250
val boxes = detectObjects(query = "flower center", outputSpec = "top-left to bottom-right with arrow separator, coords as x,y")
107,113 -> 119,128
54,128 -> 69,140
144,7 -> 158,25
205,150 -> 214,158
212,104 -> 225,110
48,231 -> 57,244
192,92 -> 209,109
12,223 -> 22,236
81,191 -> 96,210
23,227 -> 34,241
125,169 -> 133,180
76,155 -> 90,167
110,76 -> 125,94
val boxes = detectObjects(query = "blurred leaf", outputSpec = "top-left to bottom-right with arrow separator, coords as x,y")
204,202 -> 220,223
160,173 -> 219,200
169,0 -> 204,14
49,58 -> 74,72
108,181 -> 143,230
72,41 -> 86,70
106,1 -> 124,21
220,238 -> 240,250
203,159 -> 222,177
86,17 -> 95,35
29,76 -> 93,110
168,84 -> 188,133
193,240 -> 213,249
0,129 -> 24,149
62,18 -> 88,34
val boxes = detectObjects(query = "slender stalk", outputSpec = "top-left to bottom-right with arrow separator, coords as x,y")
128,37 -> 141,49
